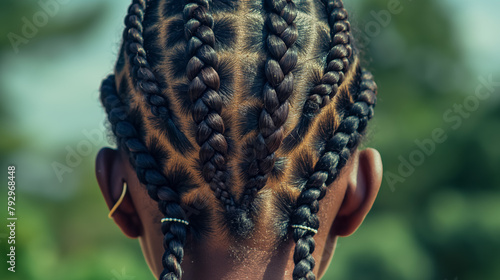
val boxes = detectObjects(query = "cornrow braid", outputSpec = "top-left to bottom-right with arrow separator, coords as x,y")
283,0 -> 352,152
124,0 -> 193,154
101,1 -> 380,279
182,0 -> 236,211
290,68 -> 377,280
100,75 -> 188,280
241,0 -> 299,207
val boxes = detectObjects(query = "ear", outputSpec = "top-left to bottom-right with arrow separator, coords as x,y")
332,148 -> 383,237
95,147 -> 142,238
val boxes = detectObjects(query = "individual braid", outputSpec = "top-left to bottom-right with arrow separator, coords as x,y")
283,0 -> 352,151
308,0 -> 352,108
124,0 -> 192,153
241,0 -> 299,207
290,69 -> 377,280
100,75 -> 188,280
183,0 -> 236,211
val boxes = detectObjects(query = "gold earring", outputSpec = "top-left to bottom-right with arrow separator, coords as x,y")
108,182 -> 127,219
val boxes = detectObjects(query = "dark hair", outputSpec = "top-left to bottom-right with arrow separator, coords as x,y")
100,0 -> 377,279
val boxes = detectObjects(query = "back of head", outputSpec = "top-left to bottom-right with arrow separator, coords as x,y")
99,0 -> 377,279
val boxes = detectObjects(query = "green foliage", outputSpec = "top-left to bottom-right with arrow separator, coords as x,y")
324,0 -> 500,279
0,0 -> 498,279
0,0 -> 107,51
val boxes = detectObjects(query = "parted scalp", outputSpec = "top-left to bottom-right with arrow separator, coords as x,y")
100,1 -> 377,279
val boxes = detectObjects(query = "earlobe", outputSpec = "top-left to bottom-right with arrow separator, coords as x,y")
95,148 -> 142,238
332,148 -> 383,237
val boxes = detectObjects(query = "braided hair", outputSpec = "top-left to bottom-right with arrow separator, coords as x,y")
99,1 -> 377,279
183,0 -> 238,211
101,75 -> 188,279
241,0 -> 299,208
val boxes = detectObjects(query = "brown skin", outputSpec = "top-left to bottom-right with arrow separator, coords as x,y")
96,147 -> 382,280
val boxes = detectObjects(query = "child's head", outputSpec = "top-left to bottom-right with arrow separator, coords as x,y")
95,0 -> 382,279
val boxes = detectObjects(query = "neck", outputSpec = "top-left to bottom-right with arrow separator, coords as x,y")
181,238 -> 296,280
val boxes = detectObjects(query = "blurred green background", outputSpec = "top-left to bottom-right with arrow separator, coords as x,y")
0,0 -> 499,279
